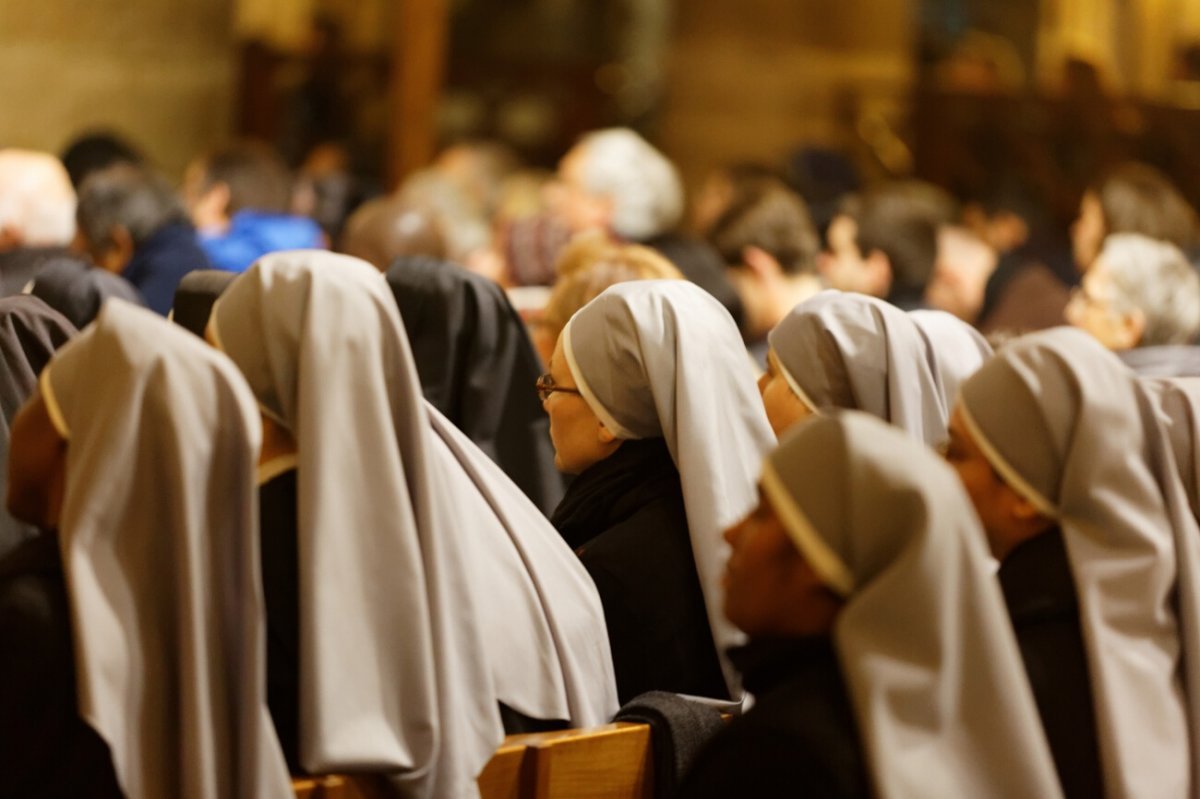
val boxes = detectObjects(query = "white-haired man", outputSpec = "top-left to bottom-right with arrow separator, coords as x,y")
0,150 -> 78,296
1066,233 -> 1200,376
550,128 -> 743,327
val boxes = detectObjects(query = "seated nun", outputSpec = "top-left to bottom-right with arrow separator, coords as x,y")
678,412 -> 1062,799
386,256 -> 566,515
1,300 -> 290,799
758,290 -> 991,442
0,296 -> 75,559
208,251 -> 616,793
944,327 -> 1200,797
543,279 -> 775,704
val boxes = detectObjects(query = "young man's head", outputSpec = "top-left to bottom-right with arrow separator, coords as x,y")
75,163 -> 188,273
1071,162 -> 1197,272
183,141 -> 293,232
1066,233 -> 1200,351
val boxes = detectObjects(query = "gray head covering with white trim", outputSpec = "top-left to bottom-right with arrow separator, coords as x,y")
41,300 -> 292,799
562,279 -> 775,699
908,308 -> 992,421
760,411 -> 1063,799
767,291 -> 961,446
959,327 -> 1200,798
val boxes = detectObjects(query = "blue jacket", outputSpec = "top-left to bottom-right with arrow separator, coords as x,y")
197,211 -> 325,273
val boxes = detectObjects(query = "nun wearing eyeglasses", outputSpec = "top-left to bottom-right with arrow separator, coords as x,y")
757,290 -> 991,444
209,251 -> 616,795
1,301 -> 291,799
542,279 -> 775,705
943,327 -> 1200,798
677,412 -> 1063,799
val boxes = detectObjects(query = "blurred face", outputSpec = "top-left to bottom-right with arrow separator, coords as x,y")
758,348 -> 813,437
819,214 -> 890,296
1065,261 -> 1140,350
547,147 -> 612,235
7,391 -> 68,530
1071,191 -> 1106,272
723,490 -> 843,638
541,336 -> 621,474
942,405 -> 1050,560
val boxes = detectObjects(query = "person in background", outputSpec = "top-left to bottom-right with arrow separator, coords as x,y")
707,178 -> 823,364
690,162 -> 781,238
183,141 -> 324,272
59,131 -> 143,190
944,328 -> 1200,797
74,163 -> 210,315
818,180 -> 956,310
1066,233 -> 1200,376
678,412 -> 1062,799
338,195 -> 446,271
28,255 -> 144,330
0,150 -> 78,296
924,225 -> 998,324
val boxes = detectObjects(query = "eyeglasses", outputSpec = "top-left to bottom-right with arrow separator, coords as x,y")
536,374 -> 583,403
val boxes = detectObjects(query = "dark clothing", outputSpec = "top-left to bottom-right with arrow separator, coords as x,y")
999,529 -> 1104,799
198,210 -> 325,273
387,257 -> 565,515
124,222 -> 210,316
1119,345 -> 1200,378
171,270 -> 237,338
0,297 -> 76,559
551,438 -> 727,704
0,533 -> 124,798
644,233 -> 745,332
29,255 -> 144,330
676,637 -> 870,799
260,469 -> 301,773
885,285 -> 929,312
978,253 -> 1073,335
615,691 -> 726,797
0,246 -> 73,297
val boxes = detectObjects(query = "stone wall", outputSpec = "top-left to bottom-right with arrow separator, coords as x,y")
0,0 -> 237,180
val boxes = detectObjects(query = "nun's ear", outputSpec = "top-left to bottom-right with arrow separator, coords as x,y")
597,419 -> 619,444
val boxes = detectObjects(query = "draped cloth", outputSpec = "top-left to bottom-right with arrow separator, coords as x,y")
562,280 -> 775,698
213,250 -> 614,796
41,300 -> 291,799
1142,376 -> 1200,521
959,327 -> 1200,798
0,296 -> 75,557
768,290 -> 974,446
761,412 -> 1064,799
908,308 -> 992,425
386,256 -> 564,515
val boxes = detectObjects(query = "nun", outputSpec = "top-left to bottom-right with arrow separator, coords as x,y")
386,255 -> 565,515
758,290 -> 990,443
1,300 -> 291,799
944,327 -> 1200,797
678,412 -> 1063,799
208,250 -> 616,795
543,279 -> 775,704
0,296 -> 75,558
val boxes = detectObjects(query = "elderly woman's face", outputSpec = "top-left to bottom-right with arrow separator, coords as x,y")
7,391 -> 68,530
541,336 -> 621,475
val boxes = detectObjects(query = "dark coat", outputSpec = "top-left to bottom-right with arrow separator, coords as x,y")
999,528 -> 1104,799
0,533 -> 123,798
29,255 -> 144,331
551,438 -> 727,704
675,637 -> 870,799
387,257 -> 565,515
0,246 -> 74,297
260,468 -> 301,773
124,221 -> 210,316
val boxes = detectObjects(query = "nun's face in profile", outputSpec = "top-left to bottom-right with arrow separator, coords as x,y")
7,391 -> 68,530
722,491 -> 843,638
943,406 -> 1052,560
758,349 -> 813,437
542,336 -> 621,474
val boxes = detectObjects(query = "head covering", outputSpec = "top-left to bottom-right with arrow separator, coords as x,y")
959,327 -> 1200,797
386,256 -> 564,514
40,300 -> 290,799
212,250 -> 615,795
761,412 -> 1063,799
767,290 -> 954,446
170,269 -> 237,337
907,308 -> 992,418
562,279 -> 775,697
28,255 -> 144,329
0,296 -> 75,557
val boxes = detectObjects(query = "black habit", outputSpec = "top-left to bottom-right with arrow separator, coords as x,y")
999,528 -> 1104,799
551,437 -> 727,704
675,637 -> 870,799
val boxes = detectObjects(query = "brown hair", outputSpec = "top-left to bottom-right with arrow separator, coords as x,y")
1091,163 -> 1197,249
707,179 -> 820,274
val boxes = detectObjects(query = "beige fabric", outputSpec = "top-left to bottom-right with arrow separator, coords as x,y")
1142,376 -> 1200,521
562,279 -> 775,699
762,411 -> 1064,799
43,299 -> 291,799
959,327 -> 1200,798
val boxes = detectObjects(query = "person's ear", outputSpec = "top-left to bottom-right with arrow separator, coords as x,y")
742,246 -> 782,281
864,249 -> 893,298
598,420 -> 618,444
1010,493 -> 1053,536
0,224 -> 22,251
1117,308 -> 1146,350
96,225 -> 134,274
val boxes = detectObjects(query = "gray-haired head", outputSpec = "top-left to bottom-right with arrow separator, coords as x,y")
571,128 -> 683,241
1097,233 -> 1200,347
0,149 -> 76,248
